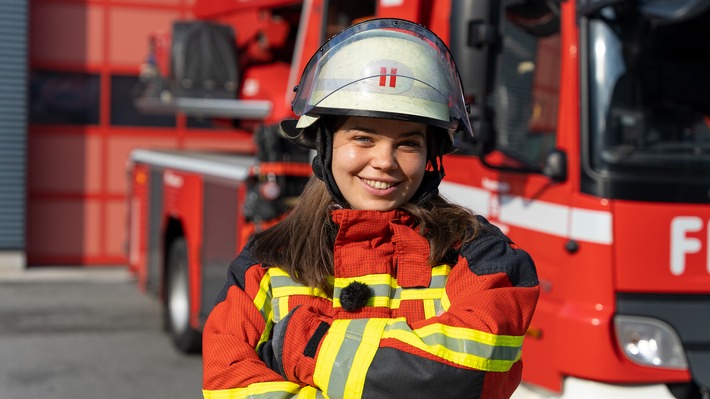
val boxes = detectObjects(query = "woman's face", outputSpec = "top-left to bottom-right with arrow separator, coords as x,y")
332,116 -> 428,211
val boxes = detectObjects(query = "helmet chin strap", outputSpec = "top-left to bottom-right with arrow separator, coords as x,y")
411,168 -> 444,206
311,121 -> 445,208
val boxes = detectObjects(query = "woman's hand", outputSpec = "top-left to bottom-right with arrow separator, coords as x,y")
260,305 -> 333,386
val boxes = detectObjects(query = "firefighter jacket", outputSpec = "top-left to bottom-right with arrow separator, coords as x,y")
202,209 -> 540,399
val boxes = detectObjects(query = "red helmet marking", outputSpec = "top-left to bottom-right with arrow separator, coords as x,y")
378,66 -> 398,88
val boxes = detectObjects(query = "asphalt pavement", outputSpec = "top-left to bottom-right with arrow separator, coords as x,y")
0,266 -> 203,399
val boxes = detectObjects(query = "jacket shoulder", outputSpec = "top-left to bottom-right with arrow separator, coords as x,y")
213,240 -> 263,304
459,216 -> 539,287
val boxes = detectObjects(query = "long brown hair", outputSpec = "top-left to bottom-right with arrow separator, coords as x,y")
251,176 -> 480,296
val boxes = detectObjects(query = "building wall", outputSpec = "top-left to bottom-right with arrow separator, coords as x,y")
26,0 -> 248,266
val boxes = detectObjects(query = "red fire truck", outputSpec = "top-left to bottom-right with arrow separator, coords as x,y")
126,0 -> 710,397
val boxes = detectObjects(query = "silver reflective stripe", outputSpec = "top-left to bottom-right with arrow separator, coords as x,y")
271,275 -> 299,291
324,320 -> 370,399
386,320 -> 522,361
429,274 -> 448,288
272,297 -> 282,323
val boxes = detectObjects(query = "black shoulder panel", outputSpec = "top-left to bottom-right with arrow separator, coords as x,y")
213,241 -> 261,305
460,216 -> 539,287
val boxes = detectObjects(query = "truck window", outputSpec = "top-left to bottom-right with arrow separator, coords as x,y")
493,8 -> 560,169
585,4 -> 710,202
590,6 -> 710,175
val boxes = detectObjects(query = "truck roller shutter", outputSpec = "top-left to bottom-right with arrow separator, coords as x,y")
0,0 -> 28,256
170,21 -> 239,99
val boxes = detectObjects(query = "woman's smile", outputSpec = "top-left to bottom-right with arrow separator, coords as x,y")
360,177 -> 397,190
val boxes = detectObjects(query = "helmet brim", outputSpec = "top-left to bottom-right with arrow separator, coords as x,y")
279,118 -> 317,149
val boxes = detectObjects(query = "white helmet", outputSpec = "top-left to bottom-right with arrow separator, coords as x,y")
281,18 -> 473,154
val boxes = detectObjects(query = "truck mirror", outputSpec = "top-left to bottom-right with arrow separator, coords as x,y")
450,0 -> 498,98
543,148 -> 568,182
450,0 -> 499,157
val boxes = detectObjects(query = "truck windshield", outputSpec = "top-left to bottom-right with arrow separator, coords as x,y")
586,5 -> 710,202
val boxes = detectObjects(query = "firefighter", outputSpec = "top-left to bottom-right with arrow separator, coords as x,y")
202,18 -> 539,399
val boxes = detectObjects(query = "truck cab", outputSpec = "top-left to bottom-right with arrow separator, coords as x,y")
439,0 -> 710,397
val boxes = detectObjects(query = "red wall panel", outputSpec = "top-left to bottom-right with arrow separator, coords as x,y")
30,3 -> 104,68
26,1 -> 203,266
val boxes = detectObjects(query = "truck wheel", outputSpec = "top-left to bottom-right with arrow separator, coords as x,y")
166,237 -> 202,354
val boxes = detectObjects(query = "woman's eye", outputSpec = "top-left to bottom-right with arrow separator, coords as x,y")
400,140 -> 422,148
353,135 -> 373,143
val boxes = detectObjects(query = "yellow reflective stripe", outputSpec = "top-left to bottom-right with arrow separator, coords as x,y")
254,273 -> 273,320
313,320 -> 349,394
440,289 -> 451,311
269,268 -> 329,299
333,274 -> 397,288
332,291 -> 392,308
382,319 -> 522,372
313,319 -> 386,399
423,299 -> 437,319
253,273 -> 274,347
343,319 -> 387,398
400,287 -> 445,300
295,387 -> 315,399
332,275 -> 394,309
332,289 -> 445,309
415,322 -> 522,347
268,268 -> 291,277
331,267 -> 451,309
202,381 -> 300,399
272,286 -> 318,298
274,296 -> 289,323
332,266 -> 450,288
295,386 -> 326,399
431,264 -> 452,276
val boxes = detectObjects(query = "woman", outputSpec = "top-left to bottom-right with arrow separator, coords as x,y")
202,18 -> 539,399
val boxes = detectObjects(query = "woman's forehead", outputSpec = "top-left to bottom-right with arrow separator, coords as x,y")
338,116 -> 427,134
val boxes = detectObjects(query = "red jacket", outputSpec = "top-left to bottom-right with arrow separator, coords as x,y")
203,209 -> 539,399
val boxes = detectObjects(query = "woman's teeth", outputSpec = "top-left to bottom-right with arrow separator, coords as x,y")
363,179 -> 394,189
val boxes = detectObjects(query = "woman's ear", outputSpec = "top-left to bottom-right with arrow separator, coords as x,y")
312,120 -> 348,207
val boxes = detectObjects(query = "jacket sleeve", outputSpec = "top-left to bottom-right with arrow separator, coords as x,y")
279,218 -> 540,399
201,246 -> 329,399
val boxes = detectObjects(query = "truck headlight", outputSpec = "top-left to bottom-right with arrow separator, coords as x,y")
614,315 -> 687,369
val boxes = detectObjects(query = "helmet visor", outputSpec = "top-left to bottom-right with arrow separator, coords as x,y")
291,18 -> 473,137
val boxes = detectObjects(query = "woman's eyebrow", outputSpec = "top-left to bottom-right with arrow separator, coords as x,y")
344,127 -> 425,138
400,130 -> 426,138
344,126 -> 377,134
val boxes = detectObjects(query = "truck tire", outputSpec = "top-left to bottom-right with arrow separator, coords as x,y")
166,237 -> 202,354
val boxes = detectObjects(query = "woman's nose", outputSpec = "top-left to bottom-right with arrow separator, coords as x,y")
370,144 -> 398,170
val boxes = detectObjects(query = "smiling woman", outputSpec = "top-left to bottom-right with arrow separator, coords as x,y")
202,18 -> 540,399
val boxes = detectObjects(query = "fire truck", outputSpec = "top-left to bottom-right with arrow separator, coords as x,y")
126,0 -> 710,397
